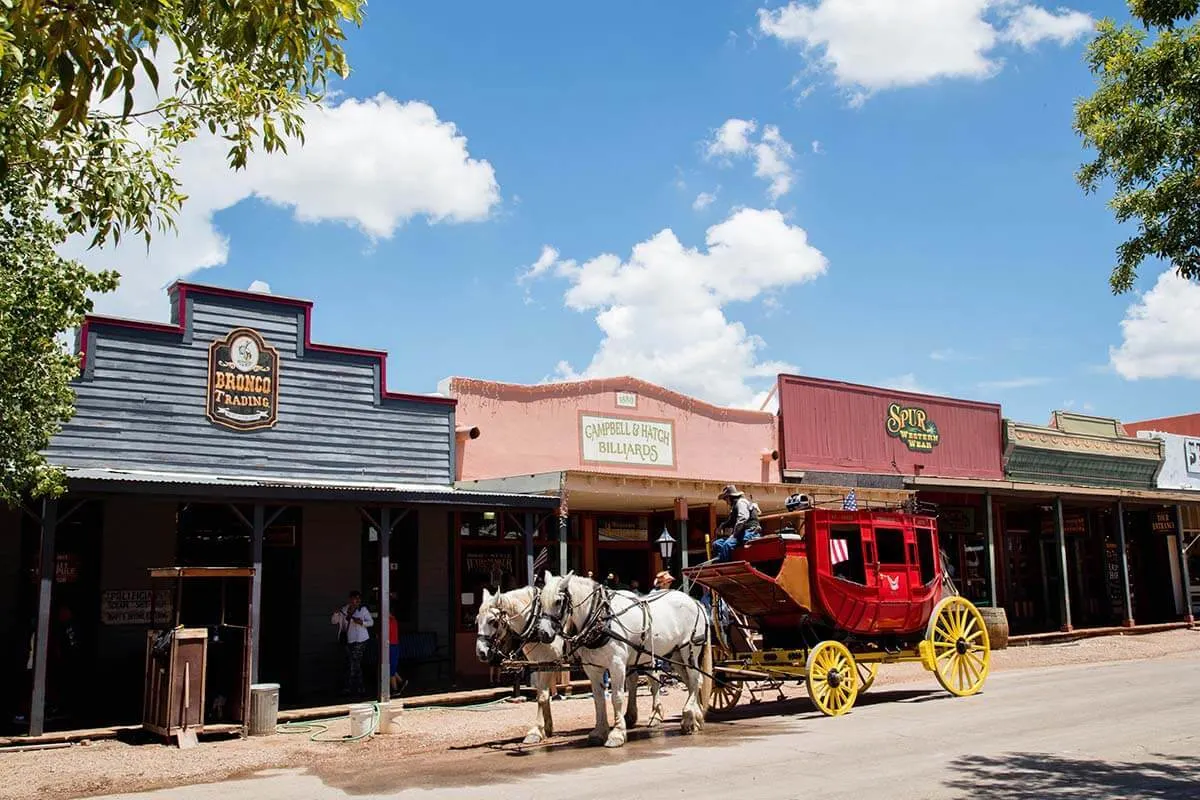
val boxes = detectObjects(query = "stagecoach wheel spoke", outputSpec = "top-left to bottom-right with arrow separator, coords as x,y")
856,661 -> 879,692
925,596 -> 991,698
709,645 -> 743,712
805,641 -> 859,717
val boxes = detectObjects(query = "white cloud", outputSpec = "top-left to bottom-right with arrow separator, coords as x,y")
930,347 -> 978,362
1001,6 -> 1094,49
693,191 -> 718,211
68,45 -> 500,321
525,207 -> 829,407
705,119 -> 796,200
247,280 -> 272,294
977,376 -> 1050,390
757,1 -> 1093,102
811,140 -> 823,154
520,245 -> 561,283
882,373 -> 932,394
1110,271 -> 1200,379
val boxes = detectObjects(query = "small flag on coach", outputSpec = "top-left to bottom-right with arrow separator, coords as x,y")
533,546 -> 549,573
843,489 -> 857,511
830,538 -> 850,565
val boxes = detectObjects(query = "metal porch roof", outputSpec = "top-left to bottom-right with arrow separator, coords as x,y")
64,467 -> 560,509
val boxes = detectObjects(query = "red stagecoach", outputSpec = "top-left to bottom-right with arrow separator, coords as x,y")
682,502 -> 992,716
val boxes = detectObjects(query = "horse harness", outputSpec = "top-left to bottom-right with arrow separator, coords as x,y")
477,587 -> 544,664
545,581 -> 710,674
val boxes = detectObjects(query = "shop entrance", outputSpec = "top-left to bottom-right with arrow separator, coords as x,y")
177,504 -> 303,702
597,547 -> 655,592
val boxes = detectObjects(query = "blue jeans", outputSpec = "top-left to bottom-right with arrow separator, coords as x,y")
714,529 -> 761,561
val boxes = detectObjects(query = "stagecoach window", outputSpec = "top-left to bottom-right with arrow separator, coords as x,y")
875,527 -> 907,565
917,528 -> 937,585
830,524 -> 867,585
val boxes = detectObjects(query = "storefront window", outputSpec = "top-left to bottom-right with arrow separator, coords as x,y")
455,510 -> 524,630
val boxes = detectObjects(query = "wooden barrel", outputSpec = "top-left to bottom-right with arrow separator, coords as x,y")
979,605 -> 1009,650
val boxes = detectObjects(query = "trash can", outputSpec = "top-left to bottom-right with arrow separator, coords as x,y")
248,683 -> 281,736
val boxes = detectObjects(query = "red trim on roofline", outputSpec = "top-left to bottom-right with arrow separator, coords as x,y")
776,373 -> 1003,412
78,281 -> 455,408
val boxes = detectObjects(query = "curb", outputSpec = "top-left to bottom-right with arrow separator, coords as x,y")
1006,621 -> 1195,648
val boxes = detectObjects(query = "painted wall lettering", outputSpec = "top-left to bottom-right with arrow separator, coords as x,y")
207,328 -> 280,431
580,413 -> 675,467
885,402 -> 941,452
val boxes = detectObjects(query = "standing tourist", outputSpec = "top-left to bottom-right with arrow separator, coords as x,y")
331,590 -> 373,697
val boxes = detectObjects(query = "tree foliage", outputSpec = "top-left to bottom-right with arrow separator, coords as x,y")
1074,1 -> 1200,292
0,1 -> 364,504
0,176 -> 117,506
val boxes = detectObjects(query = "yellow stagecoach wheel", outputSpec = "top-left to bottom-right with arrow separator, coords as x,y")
856,661 -> 879,692
925,595 -> 991,697
805,641 -> 859,716
709,642 -> 743,711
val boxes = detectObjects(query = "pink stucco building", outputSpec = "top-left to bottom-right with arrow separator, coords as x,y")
441,375 -> 782,485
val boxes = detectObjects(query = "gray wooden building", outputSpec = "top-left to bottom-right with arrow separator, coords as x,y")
0,282 -> 558,736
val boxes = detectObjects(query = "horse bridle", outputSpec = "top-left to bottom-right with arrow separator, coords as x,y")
477,587 -> 543,662
543,579 -> 611,650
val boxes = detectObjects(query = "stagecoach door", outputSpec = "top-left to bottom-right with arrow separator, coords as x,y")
871,525 -> 914,630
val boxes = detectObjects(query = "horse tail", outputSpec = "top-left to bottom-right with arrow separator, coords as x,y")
698,613 -> 713,715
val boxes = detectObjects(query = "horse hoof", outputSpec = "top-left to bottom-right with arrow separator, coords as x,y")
522,731 -> 544,745
648,717 -> 662,729
604,732 -> 627,748
587,731 -> 607,745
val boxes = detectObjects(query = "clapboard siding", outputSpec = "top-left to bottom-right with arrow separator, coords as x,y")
48,292 -> 454,484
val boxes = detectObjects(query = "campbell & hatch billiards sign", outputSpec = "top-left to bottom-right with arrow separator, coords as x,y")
207,328 -> 280,431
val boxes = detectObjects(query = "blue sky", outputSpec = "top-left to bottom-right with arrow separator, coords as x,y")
78,0 -> 1200,426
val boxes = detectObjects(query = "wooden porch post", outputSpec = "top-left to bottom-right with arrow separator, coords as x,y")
379,507 -> 392,703
29,498 -> 58,737
557,507 -> 568,575
1174,505 -> 1195,623
984,491 -> 998,608
1054,497 -> 1073,632
1116,501 -> 1135,627
249,503 -> 264,683
524,511 -> 535,585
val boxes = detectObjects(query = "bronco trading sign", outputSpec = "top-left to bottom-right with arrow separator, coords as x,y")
885,402 -> 940,453
207,328 -> 280,431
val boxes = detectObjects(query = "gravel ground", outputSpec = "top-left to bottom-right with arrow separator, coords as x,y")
3,628 -> 1197,800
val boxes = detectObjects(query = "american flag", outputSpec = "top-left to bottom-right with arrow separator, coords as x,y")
532,546 -> 549,574
843,489 -> 857,511
830,538 -> 850,565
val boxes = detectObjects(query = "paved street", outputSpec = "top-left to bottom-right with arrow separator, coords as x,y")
87,647 -> 1200,800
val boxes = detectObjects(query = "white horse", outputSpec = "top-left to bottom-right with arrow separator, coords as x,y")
475,586 -> 567,744
534,571 -> 712,748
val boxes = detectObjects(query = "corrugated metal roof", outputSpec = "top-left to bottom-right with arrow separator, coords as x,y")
64,467 -> 560,507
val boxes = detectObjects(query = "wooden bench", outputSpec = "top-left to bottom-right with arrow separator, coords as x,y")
395,631 -> 450,681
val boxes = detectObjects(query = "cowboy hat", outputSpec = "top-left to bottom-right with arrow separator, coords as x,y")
718,484 -> 743,500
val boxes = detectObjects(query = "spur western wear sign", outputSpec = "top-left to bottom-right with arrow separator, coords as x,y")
207,328 -> 280,431
580,413 -> 675,467
885,402 -> 940,453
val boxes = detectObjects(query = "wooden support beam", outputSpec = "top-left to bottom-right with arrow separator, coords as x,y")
249,504 -> 264,683
524,511 -> 535,586
1054,498 -> 1073,632
379,507 -> 392,703
1175,505 -> 1195,624
1116,501 -> 1135,627
29,498 -> 58,737
984,492 -> 998,608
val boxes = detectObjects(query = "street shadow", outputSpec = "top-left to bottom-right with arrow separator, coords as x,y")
943,752 -> 1200,799
707,687 -> 942,722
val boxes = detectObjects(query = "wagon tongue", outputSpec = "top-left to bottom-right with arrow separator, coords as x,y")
683,561 -> 808,618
